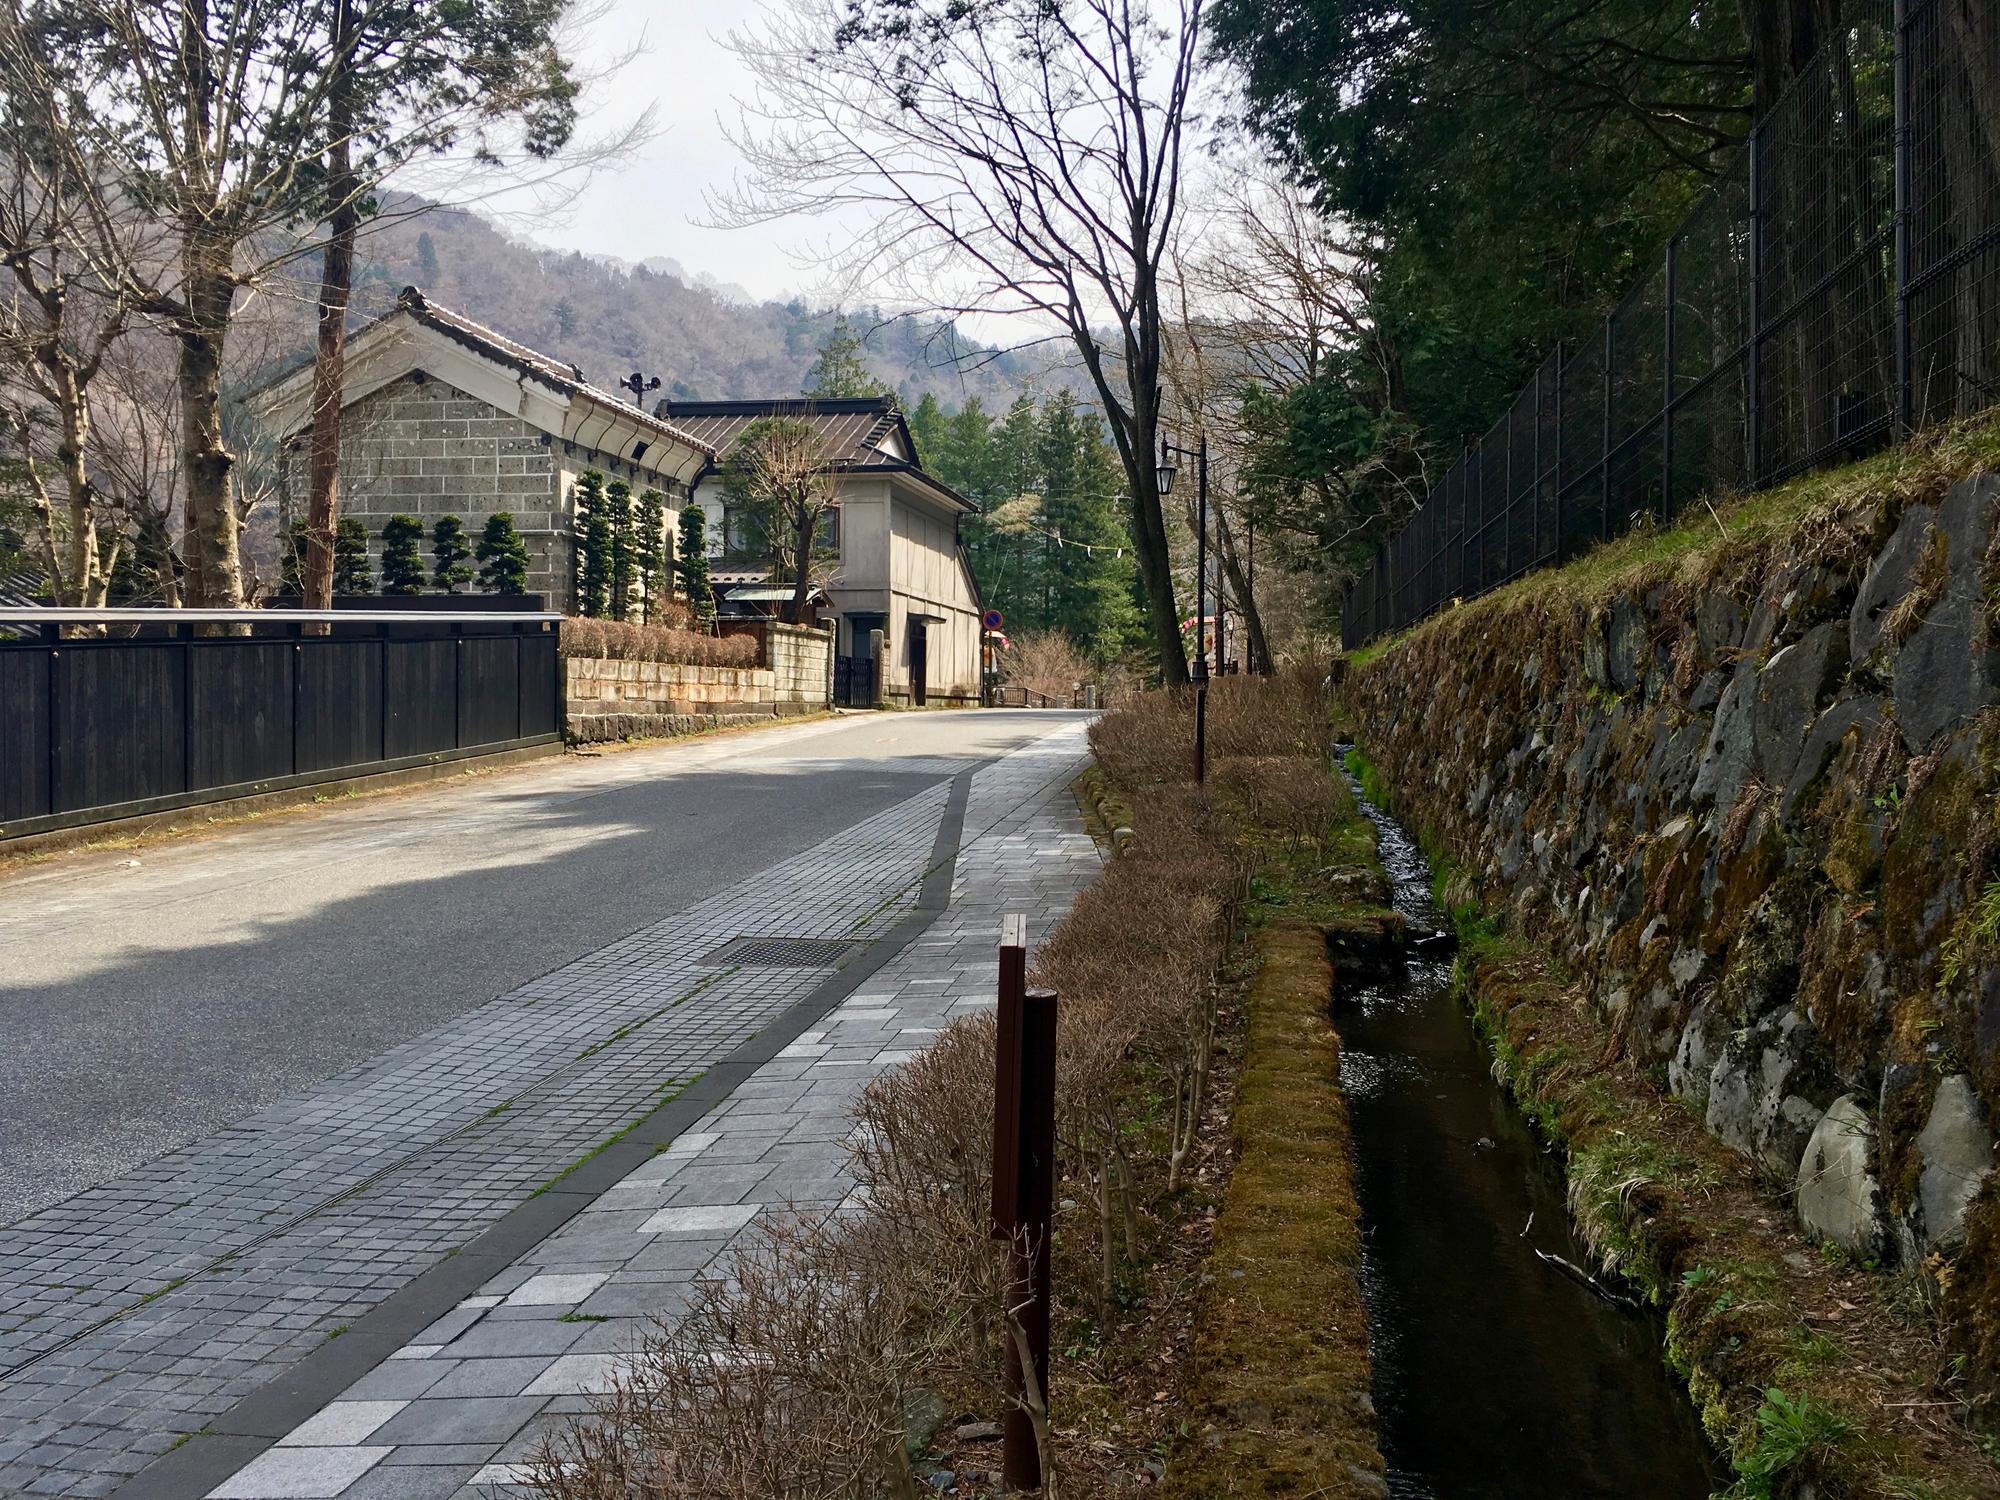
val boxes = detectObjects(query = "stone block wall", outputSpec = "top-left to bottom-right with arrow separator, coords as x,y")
281,374 -> 570,603
564,656 -> 781,744
565,657 -> 775,716
1346,467 -> 2000,1321
763,623 -> 833,712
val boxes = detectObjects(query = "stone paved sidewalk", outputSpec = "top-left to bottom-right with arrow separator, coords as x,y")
186,723 -> 1100,1500
0,721 -> 1088,1500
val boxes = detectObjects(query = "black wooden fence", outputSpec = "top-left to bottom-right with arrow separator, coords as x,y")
0,610 -> 562,840
1342,0 -> 1999,648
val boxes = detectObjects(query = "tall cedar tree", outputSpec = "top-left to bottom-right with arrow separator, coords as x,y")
333,517 -> 373,595
380,514 -> 426,594
803,313 -> 887,397
635,489 -> 668,622
677,505 -> 715,629
299,0 -> 581,611
476,512 -> 530,595
432,515 -> 473,593
572,469 -> 613,617
605,478 -> 636,621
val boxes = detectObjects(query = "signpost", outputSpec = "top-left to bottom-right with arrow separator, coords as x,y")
992,913 -> 1056,1491
982,610 -> 1005,707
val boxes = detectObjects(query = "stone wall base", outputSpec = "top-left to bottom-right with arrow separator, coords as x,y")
568,711 -> 775,744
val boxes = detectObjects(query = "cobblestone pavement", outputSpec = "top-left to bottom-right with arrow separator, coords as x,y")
0,716 -> 1095,1500
182,720 -> 1099,1500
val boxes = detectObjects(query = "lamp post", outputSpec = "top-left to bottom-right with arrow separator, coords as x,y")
1157,434 -> 1207,783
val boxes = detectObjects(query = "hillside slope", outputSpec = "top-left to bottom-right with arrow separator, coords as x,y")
275,198 -> 1078,408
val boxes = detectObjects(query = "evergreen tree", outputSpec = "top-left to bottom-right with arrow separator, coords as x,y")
1037,392 -> 1138,658
552,298 -> 579,339
635,488 -> 668,622
605,478 -> 636,621
333,517 -> 373,595
432,515 -> 473,593
804,313 -> 887,397
571,469 -> 612,616
677,505 -> 715,630
476,512 -> 530,595
380,514 -> 426,594
906,391 -> 946,466
280,519 -> 308,595
416,231 -> 440,283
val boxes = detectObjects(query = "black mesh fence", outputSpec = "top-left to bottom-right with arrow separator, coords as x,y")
1342,0 -> 1994,649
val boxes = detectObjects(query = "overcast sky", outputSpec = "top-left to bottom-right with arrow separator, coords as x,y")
483,0 -> 820,305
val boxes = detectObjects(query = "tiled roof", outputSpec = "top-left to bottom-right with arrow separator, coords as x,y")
0,563 -> 47,637
657,397 -> 903,467
394,289 -> 716,456
0,563 -> 46,607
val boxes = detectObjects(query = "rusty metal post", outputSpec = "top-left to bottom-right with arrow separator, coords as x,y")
992,914 -> 1057,1493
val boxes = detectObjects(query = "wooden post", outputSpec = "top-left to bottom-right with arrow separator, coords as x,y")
992,913 -> 1057,1493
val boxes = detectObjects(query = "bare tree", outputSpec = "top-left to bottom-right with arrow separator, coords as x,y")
0,0 -> 367,608
297,0 -> 594,611
720,416 -> 838,623
0,37 -> 160,606
719,0 -> 1205,685
1167,166 -> 1429,627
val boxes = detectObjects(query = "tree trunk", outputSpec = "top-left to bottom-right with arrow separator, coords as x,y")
1213,506 -> 1272,676
790,506 -> 814,622
1068,320 -> 1186,686
1737,0 -> 1843,112
1114,397 -> 1186,687
177,255 -> 244,611
303,0 -> 360,614
51,360 -> 108,608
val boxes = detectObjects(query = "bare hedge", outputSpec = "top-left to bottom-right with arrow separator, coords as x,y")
561,616 -> 758,669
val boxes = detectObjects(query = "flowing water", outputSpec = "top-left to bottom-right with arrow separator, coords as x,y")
1336,768 -> 1726,1498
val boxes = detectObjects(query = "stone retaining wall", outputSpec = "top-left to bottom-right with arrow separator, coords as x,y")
565,657 -> 774,720
1346,467 -> 2000,1284
755,622 -> 834,713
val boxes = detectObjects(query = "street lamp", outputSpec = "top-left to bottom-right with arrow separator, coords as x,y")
1159,433 -> 1208,783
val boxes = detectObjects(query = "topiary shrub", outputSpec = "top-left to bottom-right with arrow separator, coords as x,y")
332,517 -> 372,595
380,514 -> 425,595
572,469 -> 612,616
606,479 -> 635,622
432,515 -> 472,594
476,512 -> 530,595
678,505 -> 715,630
636,488 -> 668,622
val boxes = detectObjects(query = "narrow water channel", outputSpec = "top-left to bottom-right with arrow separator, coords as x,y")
1335,767 -> 1724,1498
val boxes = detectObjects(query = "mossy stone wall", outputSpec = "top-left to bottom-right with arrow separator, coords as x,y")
1348,465 -> 2000,1385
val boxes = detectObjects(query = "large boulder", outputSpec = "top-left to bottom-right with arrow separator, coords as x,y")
1917,1075 -> 1995,1252
1850,500 -> 1937,663
1751,623 -> 1849,794
1796,1095 -> 1892,1261
1893,476 -> 2000,751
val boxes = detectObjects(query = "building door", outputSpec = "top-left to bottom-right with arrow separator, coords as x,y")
909,619 -> 928,706
836,613 -> 885,708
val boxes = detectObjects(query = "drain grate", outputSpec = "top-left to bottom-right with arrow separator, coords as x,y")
699,935 -> 861,968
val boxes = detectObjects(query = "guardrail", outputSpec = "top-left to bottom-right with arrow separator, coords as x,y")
0,609 -> 563,840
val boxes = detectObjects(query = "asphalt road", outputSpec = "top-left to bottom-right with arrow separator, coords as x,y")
0,710 -> 1079,1225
